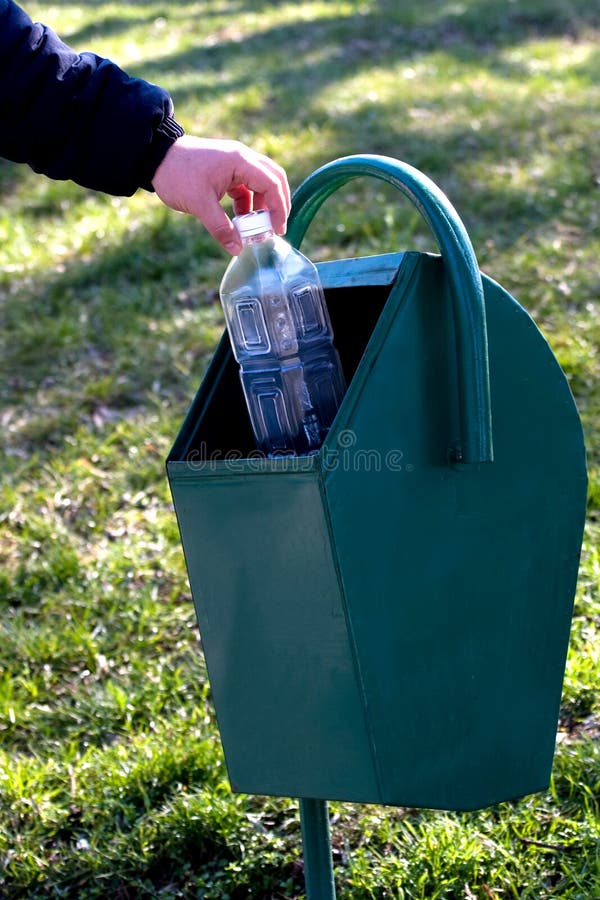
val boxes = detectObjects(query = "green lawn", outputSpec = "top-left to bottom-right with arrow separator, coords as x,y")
1,1 -> 599,896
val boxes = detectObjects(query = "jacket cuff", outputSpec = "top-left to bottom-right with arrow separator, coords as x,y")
140,114 -> 185,192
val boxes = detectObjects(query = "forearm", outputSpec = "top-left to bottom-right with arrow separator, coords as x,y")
0,0 -> 183,194
0,0 -> 291,251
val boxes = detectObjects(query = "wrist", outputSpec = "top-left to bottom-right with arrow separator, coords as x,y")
141,114 -> 185,192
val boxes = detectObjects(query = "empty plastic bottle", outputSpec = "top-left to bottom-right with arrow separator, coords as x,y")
219,209 -> 346,456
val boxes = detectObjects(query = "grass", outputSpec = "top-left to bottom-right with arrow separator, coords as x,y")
1,0 -> 599,896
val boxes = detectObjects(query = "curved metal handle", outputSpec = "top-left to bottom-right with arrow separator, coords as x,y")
287,154 -> 493,464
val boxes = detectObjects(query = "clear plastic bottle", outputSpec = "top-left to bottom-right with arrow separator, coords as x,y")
219,210 -> 346,456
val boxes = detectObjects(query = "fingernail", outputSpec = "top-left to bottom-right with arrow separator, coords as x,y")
225,240 -> 241,255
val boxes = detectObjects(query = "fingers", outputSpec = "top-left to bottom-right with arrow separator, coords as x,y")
234,151 -> 291,234
200,197 -> 242,255
151,136 -> 291,253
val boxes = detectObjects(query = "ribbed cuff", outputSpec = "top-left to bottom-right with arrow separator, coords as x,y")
140,114 -> 185,192
156,115 -> 186,143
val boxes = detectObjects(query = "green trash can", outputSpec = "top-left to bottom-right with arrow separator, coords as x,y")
167,155 -> 587,812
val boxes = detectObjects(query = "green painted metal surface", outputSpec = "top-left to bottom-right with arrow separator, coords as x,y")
287,155 -> 493,466
300,799 -> 336,899
167,156 -> 587,811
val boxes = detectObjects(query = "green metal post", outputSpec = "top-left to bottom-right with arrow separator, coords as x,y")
300,798 -> 336,899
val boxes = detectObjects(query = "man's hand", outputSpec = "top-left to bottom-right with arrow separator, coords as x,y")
151,136 -> 291,254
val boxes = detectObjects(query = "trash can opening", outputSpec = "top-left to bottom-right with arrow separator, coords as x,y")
176,280 -> 392,463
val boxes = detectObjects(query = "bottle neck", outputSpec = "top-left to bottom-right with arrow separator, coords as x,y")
241,229 -> 274,247
234,211 -> 275,246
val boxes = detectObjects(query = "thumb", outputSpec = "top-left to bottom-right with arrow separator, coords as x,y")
197,199 -> 242,255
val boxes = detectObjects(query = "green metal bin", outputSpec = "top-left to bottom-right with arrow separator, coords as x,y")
167,155 -> 587,812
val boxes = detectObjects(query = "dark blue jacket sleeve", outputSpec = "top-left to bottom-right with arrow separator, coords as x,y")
0,0 -> 184,194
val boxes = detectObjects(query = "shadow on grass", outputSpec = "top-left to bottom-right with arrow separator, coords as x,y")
3,781 -> 302,899
66,13 -> 160,44
0,158 -> 30,201
0,203 -> 229,455
317,91 -> 594,222
2,0 -> 598,457
2,60 -> 595,435
126,0 -> 600,105
0,0 -> 596,204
